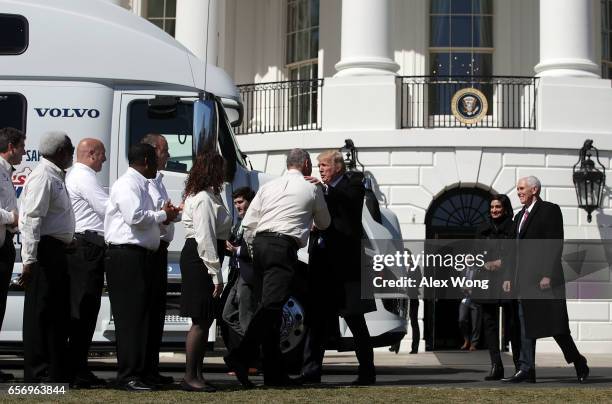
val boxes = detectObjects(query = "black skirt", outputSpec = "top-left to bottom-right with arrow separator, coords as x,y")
179,238 -> 219,321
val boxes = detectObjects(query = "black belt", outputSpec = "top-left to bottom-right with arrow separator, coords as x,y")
256,231 -> 299,249
75,230 -> 105,248
107,244 -> 152,254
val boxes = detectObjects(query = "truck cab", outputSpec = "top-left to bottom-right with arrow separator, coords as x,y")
0,0 -> 408,357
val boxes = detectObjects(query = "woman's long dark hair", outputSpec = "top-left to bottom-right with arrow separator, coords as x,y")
183,151 -> 225,198
490,194 -> 513,220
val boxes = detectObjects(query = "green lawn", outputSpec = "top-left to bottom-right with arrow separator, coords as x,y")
1,387 -> 611,403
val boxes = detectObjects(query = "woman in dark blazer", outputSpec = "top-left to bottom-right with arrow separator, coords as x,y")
474,194 -> 521,381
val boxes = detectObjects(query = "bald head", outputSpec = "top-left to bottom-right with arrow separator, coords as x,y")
77,138 -> 106,172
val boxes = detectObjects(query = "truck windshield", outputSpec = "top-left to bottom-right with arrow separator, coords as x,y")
128,99 -> 193,172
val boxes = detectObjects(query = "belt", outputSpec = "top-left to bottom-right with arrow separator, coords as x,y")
76,230 -> 105,248
256,231 -> 299,249
107,244 -> 152,254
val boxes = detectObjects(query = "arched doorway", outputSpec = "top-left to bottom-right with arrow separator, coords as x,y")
424,186 -> 493,350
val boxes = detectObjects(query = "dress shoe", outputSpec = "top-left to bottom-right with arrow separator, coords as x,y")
484,363 -> 504,381
460,340 -> 470,350
264,375 -> 303,387
121,380 -> 155,392
224,355 -> 254,389
0,370 -> 14,382
501,369 -> 535,383
294,374 -> 321,385
180,380 -> 217,392
574,356 -> 589,383
410,347 -> 418,354
351,374 -> 376,386
144,373 -> 174,386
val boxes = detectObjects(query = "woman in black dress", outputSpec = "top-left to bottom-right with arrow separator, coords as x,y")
476,194 -> 521,381
179,152 -> 231,391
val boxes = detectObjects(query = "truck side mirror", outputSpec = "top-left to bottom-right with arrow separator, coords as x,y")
193,99 -> 218,158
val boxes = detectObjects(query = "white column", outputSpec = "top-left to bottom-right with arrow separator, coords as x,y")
334,0 -> 399,76
175,0 -> 219,65
534,0 -> 599,78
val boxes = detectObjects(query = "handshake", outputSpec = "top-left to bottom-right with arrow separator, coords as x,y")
161,201 -> 182,225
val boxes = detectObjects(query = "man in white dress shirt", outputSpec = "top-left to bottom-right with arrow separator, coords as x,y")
226,148 -> 330,387
140,133 -> 178,386
19,131 -> 75,382
0,127 -> 26,382
65,138 -> 108,388
104,143 -> 177,391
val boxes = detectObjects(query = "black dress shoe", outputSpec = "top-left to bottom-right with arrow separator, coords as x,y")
409,348 -> 418,354
122,380 -> 154,392
180,380 -> 217,392
574,356 -> 589,383
294,374 -> 321,385
0,370 -> 14,382
351,374 -> 376,386
72,371 -> 107,388
145,373 -> 174,386
484,363 -> 504,381
224,355 -> 255,389
501,369 -> 535,383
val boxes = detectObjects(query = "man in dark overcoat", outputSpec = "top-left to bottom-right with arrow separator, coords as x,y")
299,150 -> 376,385
502,176 -> 588,384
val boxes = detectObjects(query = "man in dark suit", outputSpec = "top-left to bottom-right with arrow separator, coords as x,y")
299,150 -> 376,385
502,176 -> 589,384
222,187 -> 258,355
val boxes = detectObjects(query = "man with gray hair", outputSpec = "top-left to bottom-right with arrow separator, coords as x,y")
18,131 -> 75,382
225,148 -> 330,388
502,176 -> 588,384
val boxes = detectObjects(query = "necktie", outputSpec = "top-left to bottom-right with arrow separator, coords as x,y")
519,210 -> 529,233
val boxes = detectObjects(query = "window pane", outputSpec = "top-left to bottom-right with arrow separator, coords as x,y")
296,30 -> 309,61
286,33 -> 296,64
166,0 -> 176,18
297,0 -> 308,30
430,16 -> 450,46
609,1 -> 612,30
310,28 -> 319,59
431,0 -> 451,13
0,14 -> 28,55
603,33 -> 609,60
450,52 -> 471,75
451,0 -> 472,14
472,0 -> 493,14
608,65 -> 612,78
165,19 -> 175,36
0,93 -> 27,132
147,0 -> 165,18
128,100 -> 193,172
430,53 -> 450,75
471,53 -> 492,75
310,0 -> 319,27
473,16 -> 493,47
287,2 -> 296,33
149,18 -> 164,30
450,16 -> 472,47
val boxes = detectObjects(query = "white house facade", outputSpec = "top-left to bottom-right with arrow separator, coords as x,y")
112,0 -> 612,353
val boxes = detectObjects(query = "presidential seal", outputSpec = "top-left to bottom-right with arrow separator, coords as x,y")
451,88 -> 488,125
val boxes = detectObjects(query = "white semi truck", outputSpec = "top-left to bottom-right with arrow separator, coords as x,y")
0,0 -> 408,359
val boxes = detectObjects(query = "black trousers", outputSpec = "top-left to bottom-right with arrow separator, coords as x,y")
409,298 -> 420,351
66,234 -> 105,379
302,311 -> 375,379
145,240 -> 169,378
233,234 -> 296,383
23,236 -> 70,382
481,301 -> 520,368
0,232 -> 15,332
105,246 -> 154,384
